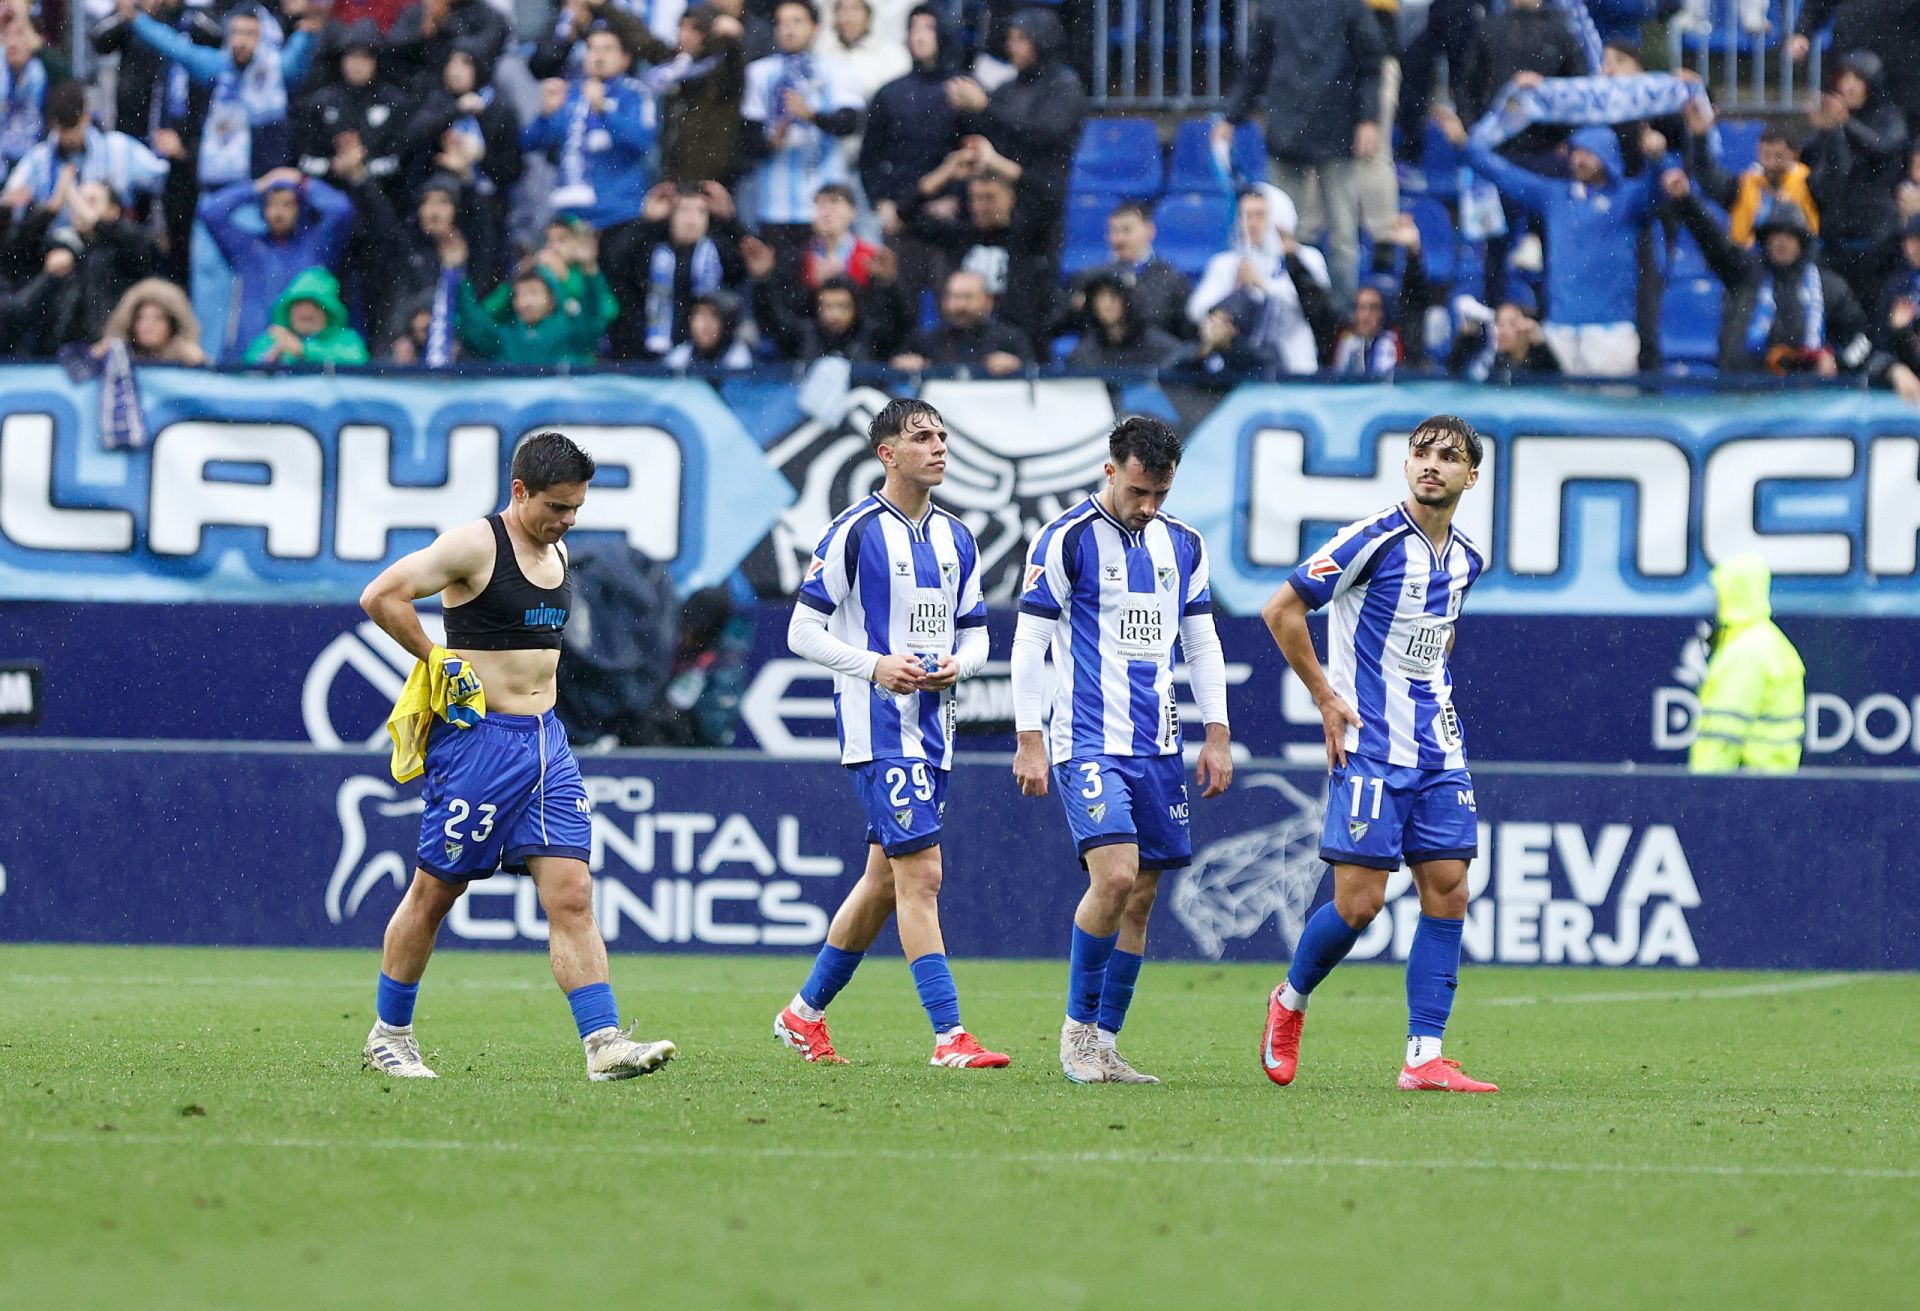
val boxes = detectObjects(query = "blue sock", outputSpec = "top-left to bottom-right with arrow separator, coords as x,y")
1286,902 -> 1365,997
566,982 -> 619,1040
1067,925 -> 1119,1024
375,973 -> 418,1027
1097,949 -> 1145,1034
908,953 -> 962,1032
1406,914 -> 1465,1038
799,944 -> 865,1013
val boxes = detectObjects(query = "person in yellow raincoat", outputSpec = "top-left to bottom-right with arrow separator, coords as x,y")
1688,554 -> 1805,774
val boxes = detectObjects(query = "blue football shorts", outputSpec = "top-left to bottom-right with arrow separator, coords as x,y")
848,757 -> 949,858
1318,754 -> 1479,871
416,708 -> 591,882
1052,753 -> 1193,871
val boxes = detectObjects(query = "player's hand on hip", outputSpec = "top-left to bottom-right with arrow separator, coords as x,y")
1318,696 -> 1363,771
919,654 -> 960,691
1012,732 -> 1050,797
872,654 -> 928,696
1196,728 -> 1233,799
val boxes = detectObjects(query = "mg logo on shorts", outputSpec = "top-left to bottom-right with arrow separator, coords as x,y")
1457,790 -> 1477,809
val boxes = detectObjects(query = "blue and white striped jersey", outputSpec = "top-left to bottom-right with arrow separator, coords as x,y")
740,52 -> 865,225
1019,497 -> 1213,763
796,493 -> 987,766
1289,504 -> 1487,770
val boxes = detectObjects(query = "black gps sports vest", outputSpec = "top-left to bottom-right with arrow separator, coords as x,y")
443,514 -> 571,651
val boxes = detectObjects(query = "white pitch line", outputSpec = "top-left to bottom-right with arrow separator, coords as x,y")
17,1130 -> 1920,1184
1484,974 -> 1863,1007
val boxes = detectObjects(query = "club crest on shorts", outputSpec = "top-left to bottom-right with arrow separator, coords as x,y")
1088,801 -> 1108,823
444,839 -> 463,864
894,809 -> 912,827
1157,565 -> 1176,591
1347,820 -> 1368,843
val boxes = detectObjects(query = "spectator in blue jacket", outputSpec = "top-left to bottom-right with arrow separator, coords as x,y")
199,166 -> 355,357
125,1 -> 310,189
523,23 -> 656,234
1441,105 -> 1654,376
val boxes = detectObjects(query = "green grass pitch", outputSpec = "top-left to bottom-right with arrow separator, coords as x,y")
4,944 -> 1917,1309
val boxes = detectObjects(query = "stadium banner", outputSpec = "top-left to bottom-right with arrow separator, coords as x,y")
8,601 -> 1920,767
0,365 -> 795,603
0,745 -> 1914,970
7,368 -> 1920,614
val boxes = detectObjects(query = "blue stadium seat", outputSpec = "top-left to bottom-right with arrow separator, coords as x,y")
1662,275 -> 1724,366
1165,120 -> 1269,192
1167,119 -> 1229,193
1665,227 -> 1710,280
1154,191 -> 1233,278
1403,196 -> 1457,284
1070,117 -> 1162,196
1716,119 -> 1765,175
1062,191 -> 1116,275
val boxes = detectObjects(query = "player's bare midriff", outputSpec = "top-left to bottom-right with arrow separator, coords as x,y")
452,646 -> 561,716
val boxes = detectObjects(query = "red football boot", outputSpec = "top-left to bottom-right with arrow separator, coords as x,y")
774,1006 -> 848,1064
1398,1056 -> 1499,1093
1261,987 -> 1306,1086
930,1029 -> 1011,1068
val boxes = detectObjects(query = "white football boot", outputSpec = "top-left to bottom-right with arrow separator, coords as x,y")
1060,1019 -> 1107,1083
1095,1045 -> 1161,1085
584,1022 -> 678,1082
363,1023 -> 438,1079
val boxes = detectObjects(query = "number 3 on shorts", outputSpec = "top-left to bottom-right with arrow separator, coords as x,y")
1079,762 -> 1103,799
886,762 -> 935,807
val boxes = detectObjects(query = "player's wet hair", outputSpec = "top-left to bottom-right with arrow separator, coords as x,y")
513,431 -> 597,492
1108,415 -> 1182,476
1409,414 -> 1484,469
869,398 -> 943,452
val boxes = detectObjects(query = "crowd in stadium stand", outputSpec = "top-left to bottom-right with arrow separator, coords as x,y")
0,0 -> 1917,393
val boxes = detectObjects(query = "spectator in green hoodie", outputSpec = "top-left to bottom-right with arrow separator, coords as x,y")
243,267 -> 370,365
454,233 -> 617,365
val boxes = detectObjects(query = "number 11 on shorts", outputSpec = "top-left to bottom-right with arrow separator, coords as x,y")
1348,776 -> 1383,820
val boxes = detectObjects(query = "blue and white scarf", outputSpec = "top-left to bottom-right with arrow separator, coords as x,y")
1459,73 -> 1703,239
57,338 -> 149,449
767,53 -> 828,168
1468,74 -> 1701,155
642,50 -> 721,96
448,88 -> 496,195
1746,260 -> 1824,357
646,235 -> 723,354
1332,329 -> 1399,377
426,267 -> 460,367
550,87 -> 599,210
0,57 -> 47,167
